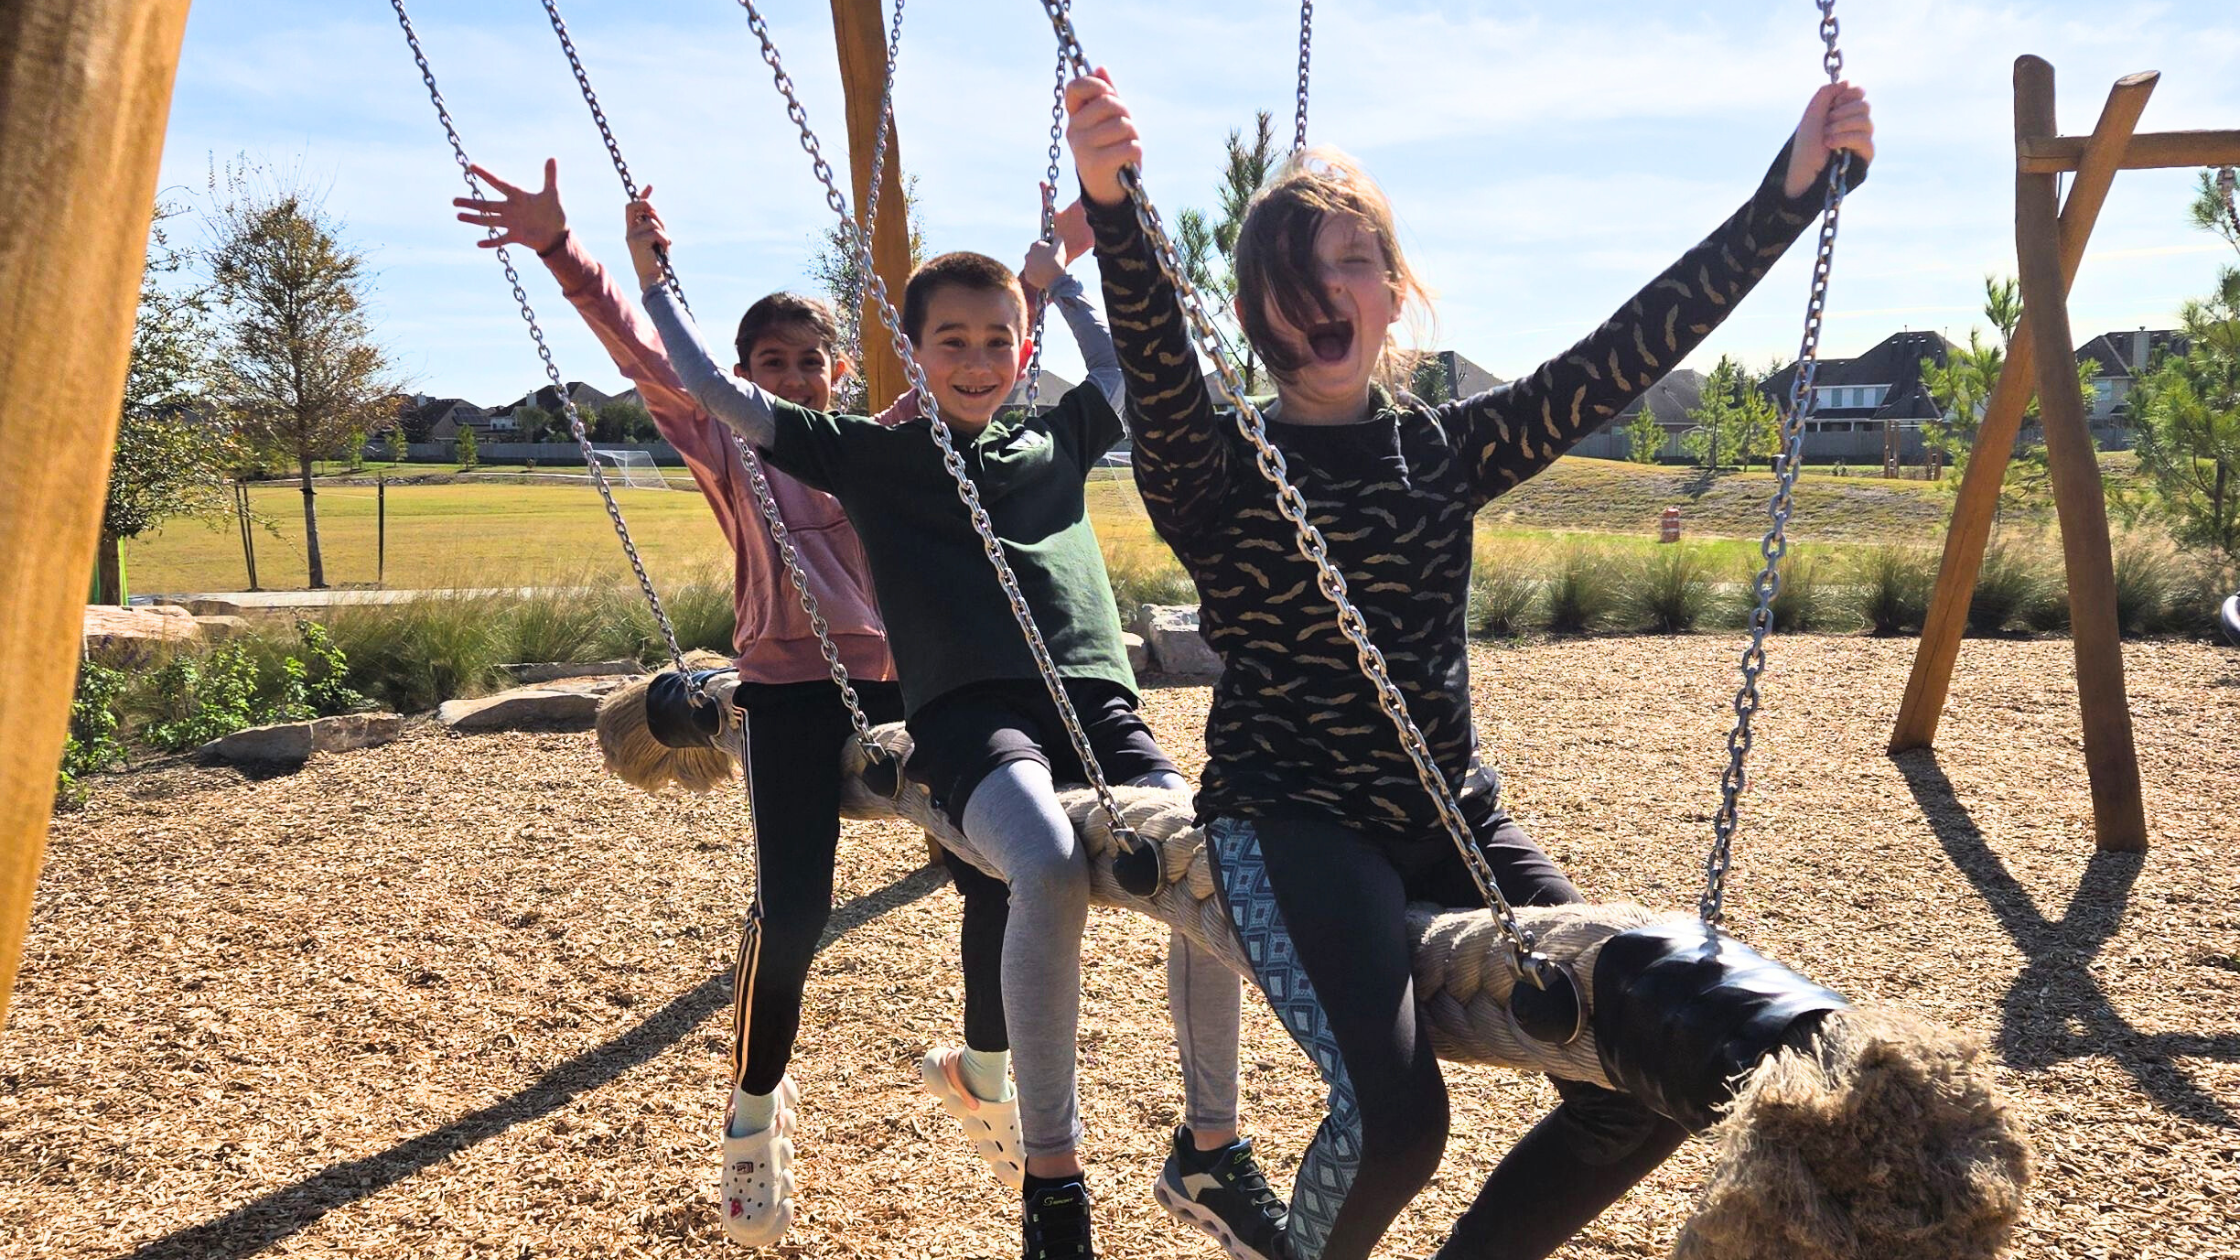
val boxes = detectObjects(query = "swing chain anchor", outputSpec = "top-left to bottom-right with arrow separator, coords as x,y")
1292,0 -> 1313,153
1700,0 -> 1850,927
533,0 -> 891,756
1037,1 -> 1569,1014
389,0 -> 700,699
1021,0 -> 1071,414
739,0 -> 1161,895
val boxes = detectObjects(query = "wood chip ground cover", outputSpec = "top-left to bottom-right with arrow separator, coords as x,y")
4,638 -> 2234,1259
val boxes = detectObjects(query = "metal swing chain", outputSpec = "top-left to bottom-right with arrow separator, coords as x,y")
388,0 -> 694,689
1021,2 -> 1072,414
1293,0 -> 1314,152
1037,3 -> 1556,986
1699,0 -> 1853,925
735,0 -> 1150,868
535,0 -> 890,758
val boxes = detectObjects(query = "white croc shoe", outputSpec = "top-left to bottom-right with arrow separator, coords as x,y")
919,1047 -> 1025,1191
719,1076 -> 800,1247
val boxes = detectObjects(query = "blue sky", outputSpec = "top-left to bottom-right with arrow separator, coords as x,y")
157,0 -> 2238,406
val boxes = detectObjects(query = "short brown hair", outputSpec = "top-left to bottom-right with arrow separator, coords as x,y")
901,251 -> 1027,344
734,292 -> 843,367
1232,147 -> 1433,390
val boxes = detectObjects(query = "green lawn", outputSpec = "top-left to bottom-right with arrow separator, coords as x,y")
128,457 -> 1966,596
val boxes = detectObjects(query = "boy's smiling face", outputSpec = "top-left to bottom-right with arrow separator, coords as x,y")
910,282 -> 1030,434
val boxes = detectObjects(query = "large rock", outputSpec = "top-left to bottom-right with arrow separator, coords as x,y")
1122,631 -> 1149,676
1137,604 -> 1221,680
499,659 -> 646,684
438,676 -> 629,732
180,598 -> 243,617
83,605 -> 200,663
193,614 -> 253,641
202,712 -> 403,763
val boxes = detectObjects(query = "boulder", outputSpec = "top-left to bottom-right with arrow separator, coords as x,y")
83,605 -> 200,663
201,712 -> 402,764
1137,604 -> 1221,680
1122,631 -> 1150,676
499,659 -> 646,684
193,614 -> 254,640
437,676 -> 628,733
181,598 -> 243,617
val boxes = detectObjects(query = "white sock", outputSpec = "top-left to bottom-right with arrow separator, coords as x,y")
728,1085 -> 780,1138
959,1047 -> 1015,1103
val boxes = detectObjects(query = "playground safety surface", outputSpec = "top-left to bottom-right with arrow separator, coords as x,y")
4,637 -> 2234,1259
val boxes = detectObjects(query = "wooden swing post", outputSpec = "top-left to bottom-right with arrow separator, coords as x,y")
831,0 -> 913,408
0,0 -> 195,1028
1892,59 -> 2240,853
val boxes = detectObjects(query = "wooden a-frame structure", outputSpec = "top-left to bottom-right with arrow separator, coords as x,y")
1890,57 -> 2240,855
0,0 -> 912,1029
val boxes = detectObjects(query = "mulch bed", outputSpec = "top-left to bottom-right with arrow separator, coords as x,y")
3,637 -> 2235,1259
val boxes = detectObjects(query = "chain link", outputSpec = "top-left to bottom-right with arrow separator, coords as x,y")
1037,3 -> 1560,986
735,0 -> 1151,871
388,0 -> 694,689
1021,1 -> 1071,414
1699,0 -> 1851,925
533,0 -> 891,755
1293,0 -> 1314,153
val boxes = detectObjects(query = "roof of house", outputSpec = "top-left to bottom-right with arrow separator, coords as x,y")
1614,368 -> 1704,427
2076,329 -> 2186,377
1002,369 -> 1080,409
1762,330 -> 1955,421
1442,350 -> 1504,398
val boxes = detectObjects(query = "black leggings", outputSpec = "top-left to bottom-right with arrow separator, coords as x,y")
730,679 -> 1009,1095
1205,811 -> 1687,1260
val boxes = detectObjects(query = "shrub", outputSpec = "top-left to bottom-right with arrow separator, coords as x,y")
327,590 -> 506,712
662,566 -> 740,657
1544,543 -> 1618,633
2161,551 -> 2238,639
142,644 -> 266,751
57,662 -> 130,808
1621,545 -> 1715,633
1850,545 -> 1935,636
1105,546 -> 1197,618
501,584 -> 610,665
1472,549 -> 1541,637
2110,535 -> 2177,636
1967,541 -> 2050,636
1767,555 -> 1840,633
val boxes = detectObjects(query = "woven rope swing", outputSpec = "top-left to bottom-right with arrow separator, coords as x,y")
583,2 -> 2033,1256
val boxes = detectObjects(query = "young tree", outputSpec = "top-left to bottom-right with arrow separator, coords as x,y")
1921,274 -> 2095,493
98,204 -> 241,604
1682,356 -> 1749,470
808,176 -> 928,412
592,399 -> 654,444
1178,111 -> 1281,394
384,423 -> 409,465
206,160 -> 399,588
1409,356 -> 1452,406
1623,403 -> 1666,464
513,404 -> 557,443
455,423 -> 480,470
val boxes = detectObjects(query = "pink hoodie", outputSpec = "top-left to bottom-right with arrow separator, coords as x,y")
542,233 -> 897,686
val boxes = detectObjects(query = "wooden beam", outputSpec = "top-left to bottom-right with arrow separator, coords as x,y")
1892,69 -> 2155,754
2011,55 -> 2148,853
0,0 -> 194,1030
2020,127 -> 2240,174
830,0 -> 911,410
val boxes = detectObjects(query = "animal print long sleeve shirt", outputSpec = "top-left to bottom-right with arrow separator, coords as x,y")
1088,139 -> 1861,844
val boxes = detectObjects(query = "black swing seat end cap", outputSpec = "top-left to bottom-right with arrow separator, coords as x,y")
1113,841 -> 1162,896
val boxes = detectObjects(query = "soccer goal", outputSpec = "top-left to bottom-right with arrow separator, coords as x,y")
590,448 -> 669,490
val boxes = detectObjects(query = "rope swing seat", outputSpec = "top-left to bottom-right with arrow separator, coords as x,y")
386,0 -> 2032,1252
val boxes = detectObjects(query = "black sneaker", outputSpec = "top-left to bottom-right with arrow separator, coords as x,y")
1152,1127 -> 1290,1260
1022,1175 -> 1096,1260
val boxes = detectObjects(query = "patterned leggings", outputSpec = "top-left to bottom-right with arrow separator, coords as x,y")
1206,813 -> 1686,1260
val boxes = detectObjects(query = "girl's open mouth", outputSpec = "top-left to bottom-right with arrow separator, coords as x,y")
1307,320 -> 1354,364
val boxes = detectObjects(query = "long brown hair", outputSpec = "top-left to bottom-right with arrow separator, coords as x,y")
1231,147 -> 1433,394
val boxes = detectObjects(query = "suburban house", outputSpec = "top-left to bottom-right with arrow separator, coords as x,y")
495,380 -> 617,432
398,394 -> 488,443
1759,329 -> 1950,464
1000,368 -> 1079,415
2075,327 -> 2186,429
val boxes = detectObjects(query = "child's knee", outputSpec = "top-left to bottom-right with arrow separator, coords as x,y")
1356,1061 -> 1450,1184
1002,841 -> 1088,910
1547,1076 -> 1675,1166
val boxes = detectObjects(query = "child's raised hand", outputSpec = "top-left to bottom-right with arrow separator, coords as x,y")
624,188 -> 673,291
1064,69 -> 1141,207
1022,236 -> 1067,291
1784,81 -> 1875,200
453,159 -> 567,253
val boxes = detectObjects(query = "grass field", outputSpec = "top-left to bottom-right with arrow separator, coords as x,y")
126,457 -> 1977,596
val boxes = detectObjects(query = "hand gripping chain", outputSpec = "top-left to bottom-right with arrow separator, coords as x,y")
533,0 -> 899,764
389,0 -> 696,694
734,0 -> 1163,895
1036,2 -> 1578,1037
1699,0 -> 1852,926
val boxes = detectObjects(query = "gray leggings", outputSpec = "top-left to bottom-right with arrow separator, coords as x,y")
962,761 -> 1240,1157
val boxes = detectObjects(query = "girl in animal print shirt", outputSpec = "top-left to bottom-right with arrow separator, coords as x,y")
1069,69 -> 1874,1260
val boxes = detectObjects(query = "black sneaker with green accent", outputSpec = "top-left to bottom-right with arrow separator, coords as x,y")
1022,1174 -> 1096,1260
1152,1127 -> 1290,1260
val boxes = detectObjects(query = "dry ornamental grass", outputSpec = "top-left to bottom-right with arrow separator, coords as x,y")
3,638 -> 2236,1259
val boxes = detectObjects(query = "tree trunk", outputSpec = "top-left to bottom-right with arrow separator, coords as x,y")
95,531 -> 124,605
298,454 -> 325,589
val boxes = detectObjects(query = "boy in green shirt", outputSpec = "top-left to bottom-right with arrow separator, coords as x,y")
631,196 -> 1287,1260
